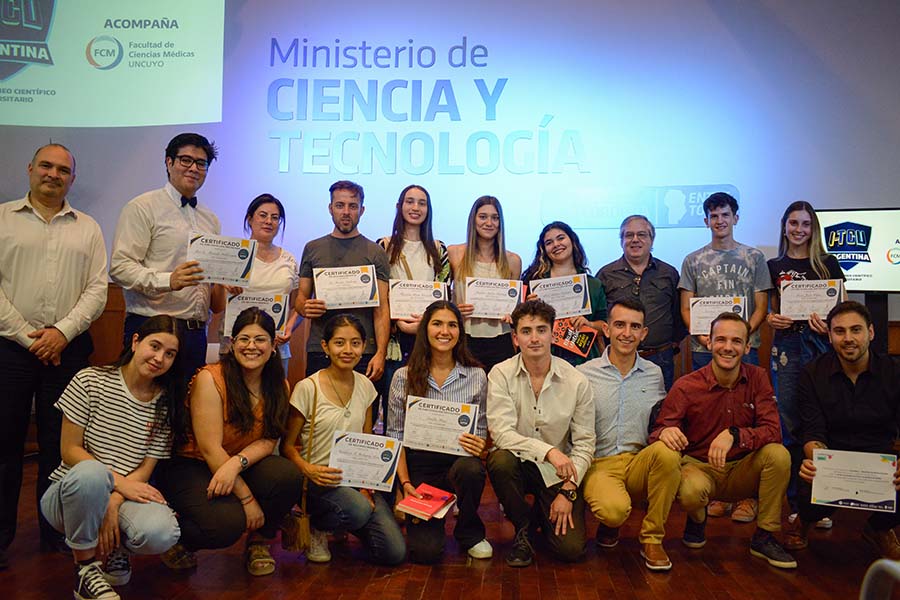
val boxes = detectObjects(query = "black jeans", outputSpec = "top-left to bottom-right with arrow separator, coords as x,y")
466,333 -> 515,374
487,449 -> 586,562
157,455 -> 301,551
0,332 -> 92,549
404,449 -> 486,563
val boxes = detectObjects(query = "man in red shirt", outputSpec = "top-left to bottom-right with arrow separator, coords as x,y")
650,312 -> 796,569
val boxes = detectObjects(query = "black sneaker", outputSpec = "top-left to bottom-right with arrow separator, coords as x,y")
505,528 -> 534,567
75,561 -> 120,600
750,530 -> 797,569
104,547 -> 132,586
596,523 -> 620,549
682,512 -> 707,548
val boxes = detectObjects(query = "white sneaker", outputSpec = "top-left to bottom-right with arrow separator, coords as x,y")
103,547 -> 131,586
467,539 -> 493,559
306,528 -> 332,563
816,517 -> 834,529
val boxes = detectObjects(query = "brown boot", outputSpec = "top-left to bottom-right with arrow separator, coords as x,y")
782,519 -> 811,551
640,543 -> 672,571
862,524 -> 900,560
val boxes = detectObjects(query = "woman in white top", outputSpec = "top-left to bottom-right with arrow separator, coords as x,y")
41,315 -> 184,600
447,196 -> 522,372
376,184 -> 450,430
217,194 -> 300,373
281,314 -> 406,565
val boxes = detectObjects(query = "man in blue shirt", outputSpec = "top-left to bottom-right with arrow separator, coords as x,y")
578,298 -> 681,570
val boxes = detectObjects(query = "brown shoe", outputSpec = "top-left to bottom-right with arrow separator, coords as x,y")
640,543 -> 672,571
862,524 -> 900,560
731,499 -> 758,523
782,519 -> 810,551
707,500 -> 732,518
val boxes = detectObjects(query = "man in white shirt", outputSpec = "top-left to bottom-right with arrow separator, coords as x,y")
110,133 -> 221,381
486,299 -> 595,567
0,144 -> 107,568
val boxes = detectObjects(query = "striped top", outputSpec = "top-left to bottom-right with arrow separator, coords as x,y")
385,363 -> 488,440
50,366 -> 172,482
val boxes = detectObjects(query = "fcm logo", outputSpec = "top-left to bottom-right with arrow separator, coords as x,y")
85,35 -> 123,70
824,221 -> 872,271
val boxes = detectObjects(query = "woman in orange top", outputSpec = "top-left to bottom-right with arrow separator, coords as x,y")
157,307 -> 300,576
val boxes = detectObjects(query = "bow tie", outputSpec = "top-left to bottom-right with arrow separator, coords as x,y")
181,196 -> 197,208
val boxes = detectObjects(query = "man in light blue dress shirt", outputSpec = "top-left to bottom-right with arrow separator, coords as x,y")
577,298 -> 681,571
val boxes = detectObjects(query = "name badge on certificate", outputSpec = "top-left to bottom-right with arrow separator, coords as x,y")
780,279 -> 842,321
328,431 -> 402,492
313,265 -> 380,309
811,449 -> 896,513
403,396 -> 479,456
187,232 -> 256,286
389,280 -> 447,319
466,277 -> 522,319
530,274 -> 592,318
225,293 -> 289,337
689,296 -> 745,335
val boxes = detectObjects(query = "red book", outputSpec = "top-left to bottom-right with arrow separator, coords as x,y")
552,318 -> 597,358
396,483 -> 456,521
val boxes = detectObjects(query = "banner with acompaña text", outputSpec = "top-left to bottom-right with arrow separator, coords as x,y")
0,0 -> 224,127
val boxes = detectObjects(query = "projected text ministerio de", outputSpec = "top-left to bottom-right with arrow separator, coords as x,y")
266,36 -> 588,176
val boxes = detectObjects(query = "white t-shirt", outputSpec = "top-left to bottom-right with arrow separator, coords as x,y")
289,371 -> 376,466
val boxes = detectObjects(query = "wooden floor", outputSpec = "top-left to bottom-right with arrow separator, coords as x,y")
0,458 -> 892,600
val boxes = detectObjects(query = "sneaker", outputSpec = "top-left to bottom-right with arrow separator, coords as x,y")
306,528 -> 331,563
731,499 -> 758,523
75,561 -> 120,600
782,519 -> 811,551
505,528 -> 534,568
682,513 -> 707,549
595,524 -> 620,549
467,539 -> 493,559
862,524 -> 900,560
707,500 -> 732,518
103,547 -> 131,586
816,517 -> 834,530
750,530 -> 797,569
161,542 -> 197,570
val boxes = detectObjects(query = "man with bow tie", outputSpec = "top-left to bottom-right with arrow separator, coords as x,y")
110,133 -> 222,381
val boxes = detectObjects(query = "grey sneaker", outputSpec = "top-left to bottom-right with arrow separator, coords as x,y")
75,561 -> 120,600
103,547 -> 131,586
750,530 -> 797,569
306,528 -> 332,563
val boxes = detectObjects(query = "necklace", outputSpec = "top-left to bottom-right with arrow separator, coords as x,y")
325,370 -> 350,408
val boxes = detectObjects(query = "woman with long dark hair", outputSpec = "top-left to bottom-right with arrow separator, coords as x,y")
447,196 -> 522,372
386,300 -> 491,563
766,201 -> 845,519
158,308 -> 300,577
281,313 -> 406,565
522,221 -> 607,365
40,315 -> 185,600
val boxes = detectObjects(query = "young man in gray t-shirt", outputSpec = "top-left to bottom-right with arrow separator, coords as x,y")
679,192 -> 771,370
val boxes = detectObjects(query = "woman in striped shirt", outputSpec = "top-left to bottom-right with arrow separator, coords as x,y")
40,315 -> 184,600
386,300 -> 492,563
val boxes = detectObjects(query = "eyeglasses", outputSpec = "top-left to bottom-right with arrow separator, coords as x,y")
234,335 -> 271,348
622,231 -> 650,240
255,212 -> 281,224
174,155 -> 210,171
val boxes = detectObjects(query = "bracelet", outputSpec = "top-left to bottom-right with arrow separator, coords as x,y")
400,480 -> 412,489
239,494 -> 254,505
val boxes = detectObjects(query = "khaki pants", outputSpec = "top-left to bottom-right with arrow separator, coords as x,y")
582,441 -> 682,544
678,443 -> 790,532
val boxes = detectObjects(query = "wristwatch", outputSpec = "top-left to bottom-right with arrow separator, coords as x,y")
557,487 -> 577,502
236,454 -> 249,471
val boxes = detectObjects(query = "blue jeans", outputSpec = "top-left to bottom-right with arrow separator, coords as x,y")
644,347 -> 675,391
771,326 -> 829,511
691,346 -> 759,371
41,460 -> 180,553
306,483 -> 406,565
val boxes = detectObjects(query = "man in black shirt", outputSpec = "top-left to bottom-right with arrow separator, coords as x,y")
784,301 -> 900,559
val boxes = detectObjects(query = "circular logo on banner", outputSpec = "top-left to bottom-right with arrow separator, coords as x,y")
272,303 -> 283,313
432,289 -> 442,298
458,414 -> 471,427
238,249 -> 249,260
507,289 -> 517,298
573,284 -> 583,293
826,288 -> 837,297
888,247 -> 900,265
360,274 -> 371,284
85,36 -> 124,70
380,450 -> 393,463
732,305 -> 743,314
